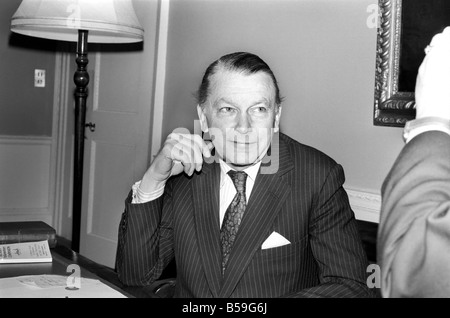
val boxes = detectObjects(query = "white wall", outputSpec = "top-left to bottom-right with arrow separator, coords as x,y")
160,0 -> 406,222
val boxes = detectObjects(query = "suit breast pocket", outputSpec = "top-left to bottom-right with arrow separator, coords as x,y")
257,235 -> 308,260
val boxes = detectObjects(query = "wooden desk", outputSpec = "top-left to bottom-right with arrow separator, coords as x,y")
0,240 -> 172,298
50,242 -> 174,298
0,249 -> 133,298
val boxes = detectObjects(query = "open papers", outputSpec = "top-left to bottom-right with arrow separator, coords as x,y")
0,274 -> 127,298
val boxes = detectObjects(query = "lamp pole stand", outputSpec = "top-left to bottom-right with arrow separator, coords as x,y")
72,29 -> 89,252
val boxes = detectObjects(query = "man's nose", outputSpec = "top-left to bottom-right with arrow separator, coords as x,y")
235,113 -> 251,134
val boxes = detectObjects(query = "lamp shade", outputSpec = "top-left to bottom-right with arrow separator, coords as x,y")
11,0 -> 144,43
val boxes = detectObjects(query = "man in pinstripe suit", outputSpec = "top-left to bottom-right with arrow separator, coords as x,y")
116,52 -> 373,298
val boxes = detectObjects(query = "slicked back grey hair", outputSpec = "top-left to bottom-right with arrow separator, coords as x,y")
196,52 -> 284,107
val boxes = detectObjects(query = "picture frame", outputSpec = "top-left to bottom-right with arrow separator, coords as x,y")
373,0 -> 450,127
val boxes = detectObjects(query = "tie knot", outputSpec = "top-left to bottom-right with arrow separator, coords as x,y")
227,170 -> 247,193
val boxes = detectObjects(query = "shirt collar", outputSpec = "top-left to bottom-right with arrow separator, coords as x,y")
219,159 -> 261,188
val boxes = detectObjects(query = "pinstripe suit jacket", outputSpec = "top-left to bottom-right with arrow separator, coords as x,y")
116,133 -> 372,298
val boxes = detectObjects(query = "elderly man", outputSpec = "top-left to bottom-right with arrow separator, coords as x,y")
116,52 -> 372,298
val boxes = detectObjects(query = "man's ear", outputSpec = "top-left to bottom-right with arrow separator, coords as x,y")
197,104 -> 209,133
274,105 -> 282,133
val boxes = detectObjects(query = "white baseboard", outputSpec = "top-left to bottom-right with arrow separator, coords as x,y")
345,187 -> 381,223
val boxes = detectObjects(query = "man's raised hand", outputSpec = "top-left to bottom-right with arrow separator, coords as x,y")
140,133 -> 213,193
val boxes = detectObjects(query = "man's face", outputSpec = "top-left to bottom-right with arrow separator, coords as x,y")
197,69 -> 281,170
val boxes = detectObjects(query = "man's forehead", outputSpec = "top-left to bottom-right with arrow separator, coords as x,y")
209,69 -> 275,96
211,69 -> 271,83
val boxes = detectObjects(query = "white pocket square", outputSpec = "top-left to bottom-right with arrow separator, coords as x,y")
261,231 -> 291,249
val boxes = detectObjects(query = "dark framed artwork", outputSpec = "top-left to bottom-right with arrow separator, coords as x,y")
373,0 -> 450,127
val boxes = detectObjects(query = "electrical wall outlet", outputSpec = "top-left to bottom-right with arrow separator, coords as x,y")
34,69 -> 45,87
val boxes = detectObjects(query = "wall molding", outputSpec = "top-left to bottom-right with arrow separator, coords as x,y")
0,135 -> 51,144
0,135 -> 53,224
345,187 -> 381,223
150,0 -> 170,161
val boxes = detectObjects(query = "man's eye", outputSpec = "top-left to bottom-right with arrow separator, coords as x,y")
252,106 -> 268,113
219,107 -> 234,113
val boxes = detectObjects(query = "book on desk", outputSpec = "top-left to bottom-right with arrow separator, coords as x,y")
0,240 -> 52,264
0,221 -> 56,264
0,221 -> 57,248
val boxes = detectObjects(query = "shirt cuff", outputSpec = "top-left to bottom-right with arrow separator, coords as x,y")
131,180 -> 165,204
403,117 -> 450,143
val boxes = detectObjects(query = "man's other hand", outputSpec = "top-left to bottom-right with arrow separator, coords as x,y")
415,26 -> 450,121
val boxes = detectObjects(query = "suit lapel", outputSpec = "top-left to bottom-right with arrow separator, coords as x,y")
192,161 -> 222,297
219,134 -> 294,297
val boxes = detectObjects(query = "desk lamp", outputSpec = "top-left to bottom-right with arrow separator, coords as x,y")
10,0 -> 144,252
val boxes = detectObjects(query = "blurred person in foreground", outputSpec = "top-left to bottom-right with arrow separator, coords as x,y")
378,27 -> 450,298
